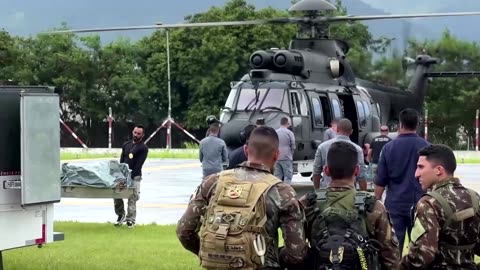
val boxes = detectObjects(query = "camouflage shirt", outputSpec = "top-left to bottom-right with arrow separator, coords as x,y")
176,161 -> 308,268
400,178 -> 480,270
299,181 -> 400,269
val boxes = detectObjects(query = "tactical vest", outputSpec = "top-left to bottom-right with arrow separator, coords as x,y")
423,180 -> 480,267
310,189 -> 380,270
198,170 -> 281,270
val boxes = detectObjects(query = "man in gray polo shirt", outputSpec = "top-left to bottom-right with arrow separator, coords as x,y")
199,123 -> 228,178
312,118 -> 367,190
323,119 -> 338,142
274,117 -> 296,184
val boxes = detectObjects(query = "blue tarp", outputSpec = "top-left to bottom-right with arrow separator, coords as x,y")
61,160 -> 132,188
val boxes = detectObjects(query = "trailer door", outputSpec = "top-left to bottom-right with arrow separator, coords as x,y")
20,93 -> 61,206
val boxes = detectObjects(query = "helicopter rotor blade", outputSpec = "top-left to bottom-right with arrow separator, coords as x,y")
42,18 -> 298,34
324,11 -> 480,23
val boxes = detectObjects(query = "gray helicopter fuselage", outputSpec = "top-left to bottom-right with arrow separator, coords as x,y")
219,39 -> 433,175
219,74 -> 382,168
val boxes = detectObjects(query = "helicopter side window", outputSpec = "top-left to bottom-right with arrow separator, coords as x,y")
289,91 -> 309,116
311,97 -> 323,126
362,101 -> 371,119
331,99 -> 342,120
356,100 -> 366,127
376,103 -> 381,122
290,92 -> 301,115
298,92 -> 309,116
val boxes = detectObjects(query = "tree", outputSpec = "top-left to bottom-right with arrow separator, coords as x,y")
0,30 -> 20,82
140,0 -> 380,128
409,30 -> 480,147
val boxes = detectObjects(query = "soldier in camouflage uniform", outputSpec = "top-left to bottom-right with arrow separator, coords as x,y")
177,126 -> 308,269
300,141 -> 400,269
400,144 -> 480,269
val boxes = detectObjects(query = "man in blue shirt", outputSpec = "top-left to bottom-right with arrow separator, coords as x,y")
199,123 -> 228,177
274,117 -> 296,184
374,108 -> 429,255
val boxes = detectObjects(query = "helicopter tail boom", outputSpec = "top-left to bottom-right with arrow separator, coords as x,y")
426,71 -> 480,78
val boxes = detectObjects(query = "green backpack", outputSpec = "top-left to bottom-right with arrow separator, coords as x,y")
309,189 -> 381,270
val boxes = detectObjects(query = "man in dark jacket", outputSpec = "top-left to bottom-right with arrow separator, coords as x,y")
374,109 -> 429,255
114,124 -> 149,228
227,124 -> 256,169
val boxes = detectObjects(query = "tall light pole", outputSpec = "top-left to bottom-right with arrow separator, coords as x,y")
144,23 -> 200,148
156,22 -> 172,149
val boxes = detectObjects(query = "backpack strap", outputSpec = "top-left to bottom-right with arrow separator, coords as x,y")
248,174 -> 282,230
427,188 -> 479,231
427,191 -> 454,231
467,188 -> 479,214
234,173 -> 281,233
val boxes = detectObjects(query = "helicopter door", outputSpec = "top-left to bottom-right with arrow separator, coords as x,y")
289,90 -> 308,135
307,92 -> 333,149
334,94 -> 360,144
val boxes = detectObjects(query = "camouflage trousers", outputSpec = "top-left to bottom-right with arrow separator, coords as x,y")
114,176 -> 141,223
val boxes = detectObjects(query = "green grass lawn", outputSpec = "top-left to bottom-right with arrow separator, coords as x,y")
3,222 -> 479,269
2,222 -> 203,270
457,157 -> 480,164
60,150 -> 480,164
60,149 -> 199,161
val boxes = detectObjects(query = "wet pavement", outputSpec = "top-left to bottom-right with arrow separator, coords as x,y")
55,159 -> 480,225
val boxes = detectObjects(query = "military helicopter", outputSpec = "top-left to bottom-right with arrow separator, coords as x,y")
46,0 -> 480,177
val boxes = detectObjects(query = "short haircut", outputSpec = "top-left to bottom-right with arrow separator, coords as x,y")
399,108 -> 419,131
134,125 -> 145,133
327,141 -> 358,180
256,118 -> 265,126
280,117 -> 289,125
247,126 -> 279,159
337,118 -> 352,133
243,124 -> 256,142
209,123 -> 220,134
418,144 -> 457,175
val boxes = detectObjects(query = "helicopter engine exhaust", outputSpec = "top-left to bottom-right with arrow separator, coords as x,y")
272,50 -> 304,76
249,49 -> 306,77
249,50 -> 275,69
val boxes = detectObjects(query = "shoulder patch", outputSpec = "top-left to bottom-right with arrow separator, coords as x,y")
410,218 -> 426,243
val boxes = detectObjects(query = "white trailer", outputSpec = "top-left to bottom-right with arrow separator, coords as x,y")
0,87 -> 64,269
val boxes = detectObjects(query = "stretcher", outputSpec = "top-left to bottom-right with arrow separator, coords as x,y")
60,160 -> 134,199
61,185 -> 136,199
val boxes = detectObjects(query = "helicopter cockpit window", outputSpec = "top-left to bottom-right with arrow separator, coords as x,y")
224,89 -> 237,109
261,89 -> 289,112
235,88 -> 288,112
311,97 -> 323,126
331,99 -> 342,119
356,101 -> 366,127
